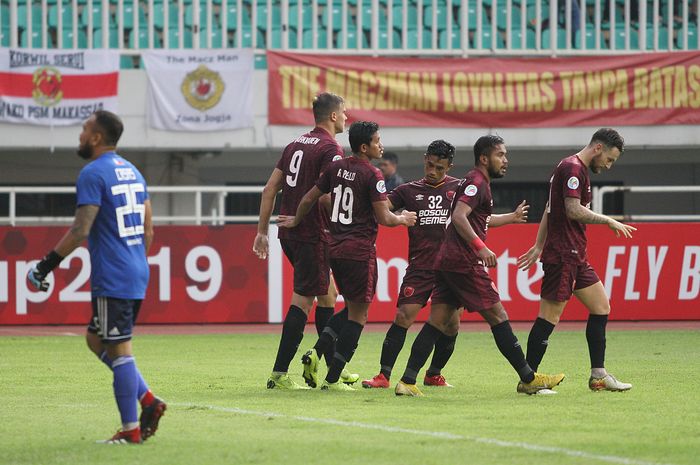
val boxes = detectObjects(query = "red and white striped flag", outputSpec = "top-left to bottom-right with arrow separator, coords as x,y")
0,49 -> 119,126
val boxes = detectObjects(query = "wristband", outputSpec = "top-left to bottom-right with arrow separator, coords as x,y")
470,237 -> 486,252
36,250 -> 64,275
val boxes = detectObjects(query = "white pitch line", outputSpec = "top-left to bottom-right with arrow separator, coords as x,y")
173,402 -> 675,465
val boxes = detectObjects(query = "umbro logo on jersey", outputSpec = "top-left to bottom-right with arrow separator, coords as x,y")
415,194 -> 424,200
108,327 -> 121,336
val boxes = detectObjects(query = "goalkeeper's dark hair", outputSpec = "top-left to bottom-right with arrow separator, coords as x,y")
313,93 -> 344,124
349,121 -> 379,153
426,140 -> 455,165
92,110 -> 124,146
473,134 -> 505,165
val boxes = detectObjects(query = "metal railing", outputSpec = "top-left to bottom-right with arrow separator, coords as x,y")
593,185 -> 700,221
2,0 -> 698,57
0,185 -> 264,226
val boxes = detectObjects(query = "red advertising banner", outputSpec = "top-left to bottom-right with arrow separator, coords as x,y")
282,223 -> 700,322
2,224 -> 699,325
267,50 -> 700,128
0,226 -> 267,324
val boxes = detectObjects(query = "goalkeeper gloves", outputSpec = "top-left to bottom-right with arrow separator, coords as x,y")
26,250 -> 64,292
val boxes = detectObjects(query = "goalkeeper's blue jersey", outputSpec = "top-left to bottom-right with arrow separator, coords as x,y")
76,151 -> 150,299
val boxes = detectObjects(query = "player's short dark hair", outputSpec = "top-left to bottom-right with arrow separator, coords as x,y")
590,128 -> 624,153
382,151 -> 399,165
426,139 -> 455,165
473,134 -> 504,165
92,110 -> 123,146
349,121 -> 379,153
312,92 -> 344,124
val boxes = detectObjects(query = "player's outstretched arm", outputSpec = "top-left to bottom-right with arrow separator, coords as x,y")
144,199 -> 154,254
372,200 -> 416,227
27,204 -> 99,291
277,186 -> 324,229
451,201 -> 497,267
517,206 -> 548,270
564,197 -> 636,238
490,200 -> 529,227
253,168 -> 284,260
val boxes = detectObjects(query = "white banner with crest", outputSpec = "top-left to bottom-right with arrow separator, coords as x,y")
0,48 -> 119,126
142,49 -> 254,132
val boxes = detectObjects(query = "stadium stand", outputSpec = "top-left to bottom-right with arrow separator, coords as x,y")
1,0 -> 697,63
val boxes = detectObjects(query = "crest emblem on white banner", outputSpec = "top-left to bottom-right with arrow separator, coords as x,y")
181,64 -> 224,112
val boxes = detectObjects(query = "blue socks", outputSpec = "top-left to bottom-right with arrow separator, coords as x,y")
112,355 -> 139,427
99,351 -> 149,400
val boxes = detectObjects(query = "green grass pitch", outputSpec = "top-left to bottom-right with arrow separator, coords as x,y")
1,328 -> 699,465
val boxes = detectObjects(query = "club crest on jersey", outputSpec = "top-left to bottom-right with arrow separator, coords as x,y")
415,194 -> 424,201
376,180 -> 387,193
403,286 -> 415,297
32,67 -> 63,107
465,184 -> 478,197
567,176 -> 579,190
181,64 -> 225,111
446,190 -> 455,200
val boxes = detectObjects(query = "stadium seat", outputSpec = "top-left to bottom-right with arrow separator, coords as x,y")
541,28 -> 567,48
201,27 -> 225,48
495,1 -> 524,30
359,4 -> 388,31
611,28 -> 639,50
466,4 -> 492,31
168,28 -> 194,48
424,4 -> 455,31
120,3 -> 147,30
185,2 -> 215,29
404,28 -> 432,49
256,3 -> 282,31
48,4 -> 75,29
392,4 -> 418,32
322,4 -> 356,32
575,26 -> 608,50
153,2 -> 180,30
302,28 -> 330,49
230,27 -> 265,48
288,5 -> 314,30
20,29 -> 49,48
677,24 -> 699,49
510,26 -> 536,49
438,28 -> 466,49
17,5 -> 43,30
1,5 -> 9,29
60,28 -> 88,48
120,55 -> 137,70
270,26 -> 299,49
377,28 -> 401,49
646,27 -> 671,49
225,3 -> 252,31
130,27 -> 163,48
484,27 -> 506,49
93,27 -> 120,48
1,26 -> 10,47
81,2 -> 111,29
336,26 -> 369,49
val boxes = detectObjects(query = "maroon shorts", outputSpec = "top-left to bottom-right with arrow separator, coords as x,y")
541,261 -> 600,302
396,268 -> 435,307
432,266 -> 500,312
331,257 -> 378,304
280,239 -> 330,297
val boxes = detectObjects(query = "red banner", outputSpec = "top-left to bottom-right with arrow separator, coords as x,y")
282,223 -> 700,322
267,50 -> 700,128
2,224 -> 699,324
0,226 -> 268,324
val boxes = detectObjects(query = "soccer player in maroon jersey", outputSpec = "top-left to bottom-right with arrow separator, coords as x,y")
362,139 -> 462,389
254,92 -> 350,390
517,128 -> 636,392
278,121 -> 417,391
395,135 -> 565,397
